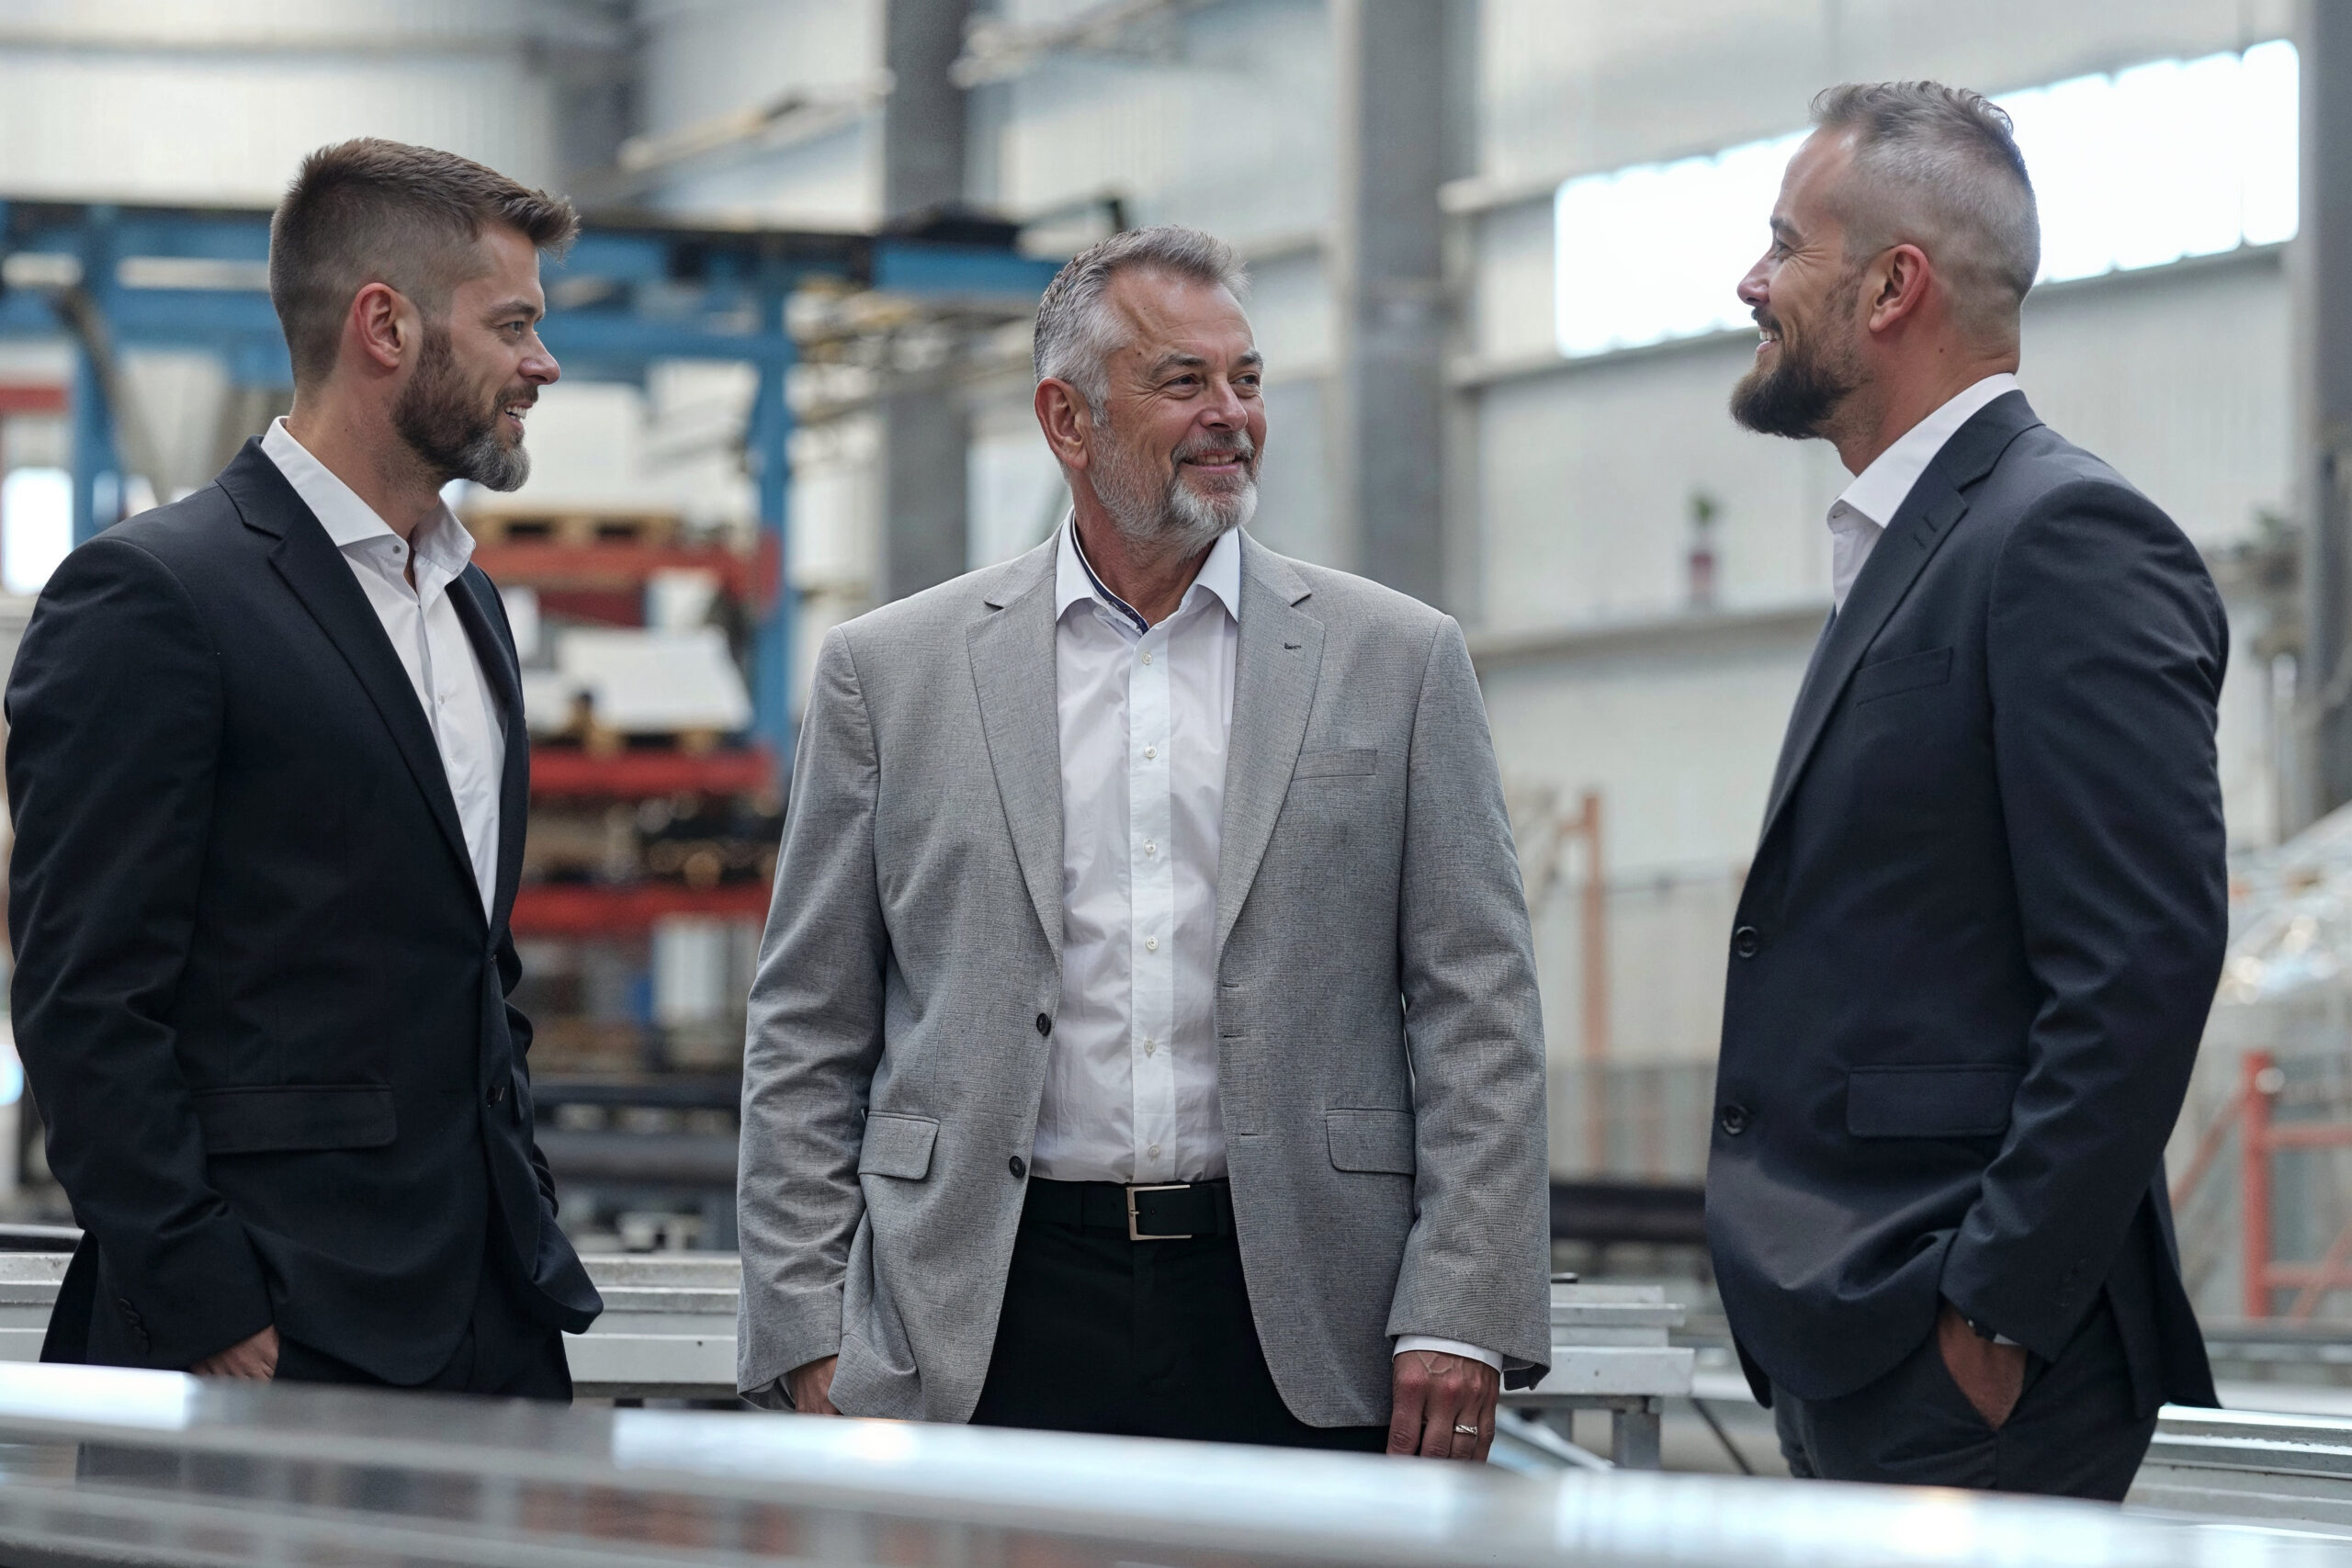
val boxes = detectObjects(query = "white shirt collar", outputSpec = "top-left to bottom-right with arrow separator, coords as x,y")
1054,515 -> 1243,632
1831,372 -> 2019,531
261,417 -> 477,577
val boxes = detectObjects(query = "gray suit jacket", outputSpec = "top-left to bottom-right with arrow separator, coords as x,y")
736,531 -> 1550,1426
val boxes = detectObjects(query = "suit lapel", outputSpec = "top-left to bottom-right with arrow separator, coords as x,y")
1757,392 -> 2041,844
1216,538 -> 1322,958
451,568 -> 529,931
967,545 -> 1066,964
218,443 -> 481,909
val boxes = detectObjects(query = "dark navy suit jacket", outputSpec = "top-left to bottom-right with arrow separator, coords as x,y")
1708,391 -> 2224,1414
6,439 -> 600,1381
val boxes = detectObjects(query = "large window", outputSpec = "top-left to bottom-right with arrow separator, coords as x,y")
1554,40 -> 2299,360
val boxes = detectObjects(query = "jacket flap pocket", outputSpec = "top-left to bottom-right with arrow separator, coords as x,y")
858,1113 -> 939,1179
193,1085 -> 396,1156
1850,647 -> 1953,705
1847,1066 -> 2020,1138
1327,1108 -> 1416,1173
1296,748 -> 1378,780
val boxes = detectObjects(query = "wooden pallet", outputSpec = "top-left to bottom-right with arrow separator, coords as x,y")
465,510 -> 682,548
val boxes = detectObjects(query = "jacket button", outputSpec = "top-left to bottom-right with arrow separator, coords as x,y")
1009,1156 -> 1027,1179
1718,1103 -> 1752,1136
488,1082 -> 508,1107
1035,1013 -> 1052,1036
1732,925 -> 1760,959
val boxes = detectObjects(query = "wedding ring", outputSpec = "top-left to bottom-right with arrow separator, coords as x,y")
1453,1423 -> 1478,1436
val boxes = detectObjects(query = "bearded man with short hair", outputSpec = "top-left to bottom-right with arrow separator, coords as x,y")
735,225 -> 1549,1455
1709,83 -> 2223,1497
7,138 -> 601,1393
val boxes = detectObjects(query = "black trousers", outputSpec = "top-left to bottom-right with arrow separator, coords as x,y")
970,1180 -> 1387,1450
271,1251 -> 572,1401
1770,1297 -> 2154,1499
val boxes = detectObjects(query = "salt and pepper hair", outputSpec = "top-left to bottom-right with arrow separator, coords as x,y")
1809,82 -> 2041,345
1032,225 -> 1250,423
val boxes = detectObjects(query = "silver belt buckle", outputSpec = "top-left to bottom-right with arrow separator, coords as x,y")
1125,1182 -> 1192,1241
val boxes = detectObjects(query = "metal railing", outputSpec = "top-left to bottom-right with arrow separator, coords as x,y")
0,1361 -> 2330,1567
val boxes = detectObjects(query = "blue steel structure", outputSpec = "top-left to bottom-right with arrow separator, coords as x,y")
0,198 -> 1062,772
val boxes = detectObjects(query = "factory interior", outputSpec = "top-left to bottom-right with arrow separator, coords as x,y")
1,0 -> 2351,1556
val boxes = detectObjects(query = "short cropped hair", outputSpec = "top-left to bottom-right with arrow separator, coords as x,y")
269,138 -> 579,388
1810,82 -> 2040,344
1033,225 -> 1249,421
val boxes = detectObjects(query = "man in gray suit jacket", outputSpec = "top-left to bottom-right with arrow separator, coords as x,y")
737,225 -> 1549,1457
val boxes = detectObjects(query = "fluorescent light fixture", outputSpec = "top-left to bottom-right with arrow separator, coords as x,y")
1555,39 -> 2299,359
0,468 -> 74,596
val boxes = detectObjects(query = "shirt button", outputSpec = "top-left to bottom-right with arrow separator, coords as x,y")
1009,1156 -> 1026,1179
1035,1013 -> 1052,1036
1144,840 -> 1157,857
1718,1103 -> 1752,1136
1144,746 -> 1157,760
1733,925 -> 1761,959
1144,1038 -> 1157,1056
1140,651 -> 1152,665
1145,937 -> 1159,953
1148,1144 -> 1160,1158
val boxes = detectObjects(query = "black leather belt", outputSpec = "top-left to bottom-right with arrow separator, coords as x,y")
1025,1177 -> 1235,1241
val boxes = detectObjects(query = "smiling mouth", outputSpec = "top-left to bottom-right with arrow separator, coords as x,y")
1180,448 -> 1252,476
501,399 -> 534,436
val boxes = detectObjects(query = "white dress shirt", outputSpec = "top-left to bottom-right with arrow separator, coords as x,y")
1826,372 -> 2020,614
261,418 -> 506,915
1038,519 -> 1497,1371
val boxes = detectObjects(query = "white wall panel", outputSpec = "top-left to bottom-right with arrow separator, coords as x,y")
2019,256 -> 2289,547
1475,341 -> 1840,632
0,53 -> 554,203
638,0 -> 883,227
985,0 -> 1331,246
1477,0 -> 2293,192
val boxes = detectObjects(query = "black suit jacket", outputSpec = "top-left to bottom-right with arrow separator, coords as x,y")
1707,392 -> 2224,1414
6,439 -> 600,1382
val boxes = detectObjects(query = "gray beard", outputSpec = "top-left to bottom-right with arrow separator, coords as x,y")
1091,434 -> 1256,561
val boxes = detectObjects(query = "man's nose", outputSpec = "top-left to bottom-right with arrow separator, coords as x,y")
525,337 -> 560,385
1202,377 -> 1246,425
1736,255 -> 1770,311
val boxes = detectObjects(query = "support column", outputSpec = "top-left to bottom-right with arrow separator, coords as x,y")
879,0 -> 973,601
2300,1 -> 2352,820
1331,0 -> 1448,605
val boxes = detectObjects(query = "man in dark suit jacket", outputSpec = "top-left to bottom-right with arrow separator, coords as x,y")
1709,84 -> 2224,1498
6,139 -> 600,1393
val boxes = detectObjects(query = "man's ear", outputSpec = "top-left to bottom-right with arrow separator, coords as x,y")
1865,243 -> 1933,334
1034,378 -> 1094,470
346,281 -> 413,376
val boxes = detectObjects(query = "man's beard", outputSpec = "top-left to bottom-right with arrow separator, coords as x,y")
1729,296 -> 1864,441
1091,426 -> 1259,559
392,323 -> 532,491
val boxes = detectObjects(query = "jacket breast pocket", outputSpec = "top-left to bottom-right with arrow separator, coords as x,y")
193,1085 -> 397,1156
1295,748 -> 1378,781
1849,647 -> 1953,705
1327,1108 -> 1416,1173
1846,1065 -> 2021,1139
858,1113 -> 939,1179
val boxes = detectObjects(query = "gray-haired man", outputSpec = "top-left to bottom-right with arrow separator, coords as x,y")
736,226 -> 1550,1455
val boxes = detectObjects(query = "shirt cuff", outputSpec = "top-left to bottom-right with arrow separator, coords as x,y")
1394,1336 -> 1502,1371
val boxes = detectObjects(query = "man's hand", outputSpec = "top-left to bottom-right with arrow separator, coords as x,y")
786,1354 -> 841,1415
190,1325 -> 278,1381
1387,1349 -> 1498,1460
1935,1303 -> 2027,1429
